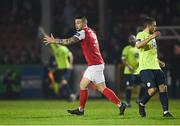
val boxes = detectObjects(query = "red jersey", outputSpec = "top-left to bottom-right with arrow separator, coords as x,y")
74,26 -> 104,66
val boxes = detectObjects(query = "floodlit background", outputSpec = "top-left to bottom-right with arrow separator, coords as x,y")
0,0 -> 180,125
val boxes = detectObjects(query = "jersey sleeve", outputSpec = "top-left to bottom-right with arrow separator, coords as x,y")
50,44 -> 58,52
68,50 -> 72,57
64,47 -> 72,56
136,32 -> 144,44
60,45 -> 69,55
74,30 -> 85,40
121,47 -> 128,60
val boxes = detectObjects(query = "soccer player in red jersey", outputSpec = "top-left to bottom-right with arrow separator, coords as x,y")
43,15 -> 126,116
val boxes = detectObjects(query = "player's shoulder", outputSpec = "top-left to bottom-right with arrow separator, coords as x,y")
76,29 -> 85,35
84,26 -> 96,33
124,45 -> 132,50
137,31 -> 149,37
122,45 -> 130,53
61,45 -> 68,50
136,31 -> 144,36
133,46 -> 140,52
58,45 -> 68,51
136,31 -> 147,41
74,29 -> 86,40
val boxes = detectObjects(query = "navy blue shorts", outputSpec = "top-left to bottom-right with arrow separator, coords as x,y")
54,69 -> 71,83
140,69 -> 166,88
133,75 -> 142,85
123,74 -> 142,86
123,74 -> 133,87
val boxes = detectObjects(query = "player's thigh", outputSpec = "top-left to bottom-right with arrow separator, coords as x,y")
140,70 -> 156,88
95,82 -> 106,93
133,75 -> 142,86
123,74 -> 133,88
81,66 -> 94,89
83,67 -> 92,82
54,69 -> 61,82
80,77 -> 91,90
154,70 -> 167,92
89,69 -> 106,92
148,87 -> 158,96
92,70 -> 105,84
84,64 -> 105,85
154,70 -> 166,86
61,69 -> 71,81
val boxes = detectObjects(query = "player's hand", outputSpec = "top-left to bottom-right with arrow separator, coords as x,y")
150,31 -> 161,39
43,34 -> 56,45
159,60 -> 166,68
128,65 -> 134,72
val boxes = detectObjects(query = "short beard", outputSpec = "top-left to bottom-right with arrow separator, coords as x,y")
149,30 -> 155,34
76,28 -> 83,31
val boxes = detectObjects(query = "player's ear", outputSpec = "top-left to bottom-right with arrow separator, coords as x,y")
82,17 -> 88,24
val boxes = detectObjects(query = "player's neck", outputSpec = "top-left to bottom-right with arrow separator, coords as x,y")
143,28 -> 149,34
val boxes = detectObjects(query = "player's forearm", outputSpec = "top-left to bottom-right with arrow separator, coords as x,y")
56,37 -> 78,45
69,55 -> 73,66
158,59 -> 165,67
122,60 -> 132,68
55,39 -> 71,45
135,37 -> 153,49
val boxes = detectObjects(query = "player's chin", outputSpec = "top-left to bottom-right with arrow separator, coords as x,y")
153,29 -> 157,33
150,31 -> 155,34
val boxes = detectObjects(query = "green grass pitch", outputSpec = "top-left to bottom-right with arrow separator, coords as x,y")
0,99 -> 179,125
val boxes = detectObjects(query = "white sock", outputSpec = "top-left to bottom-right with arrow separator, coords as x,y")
164,111 -> 168,114
78,107 -> 84,112
140,103 -> 145,106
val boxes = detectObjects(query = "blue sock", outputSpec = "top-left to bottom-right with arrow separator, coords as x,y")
140,91 -> 152,105
159,92 -> 169,112
139,86 -> 145,100
62,84 -> 72,96
126,88 -> 131,104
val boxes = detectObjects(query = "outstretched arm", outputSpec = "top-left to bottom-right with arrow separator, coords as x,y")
55,37 -> 79,45
43,34 -> 79,46
135,31 -> 160,49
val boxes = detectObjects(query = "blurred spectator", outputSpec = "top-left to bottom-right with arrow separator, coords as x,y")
169,43 -> 180,98
42,65 -> 54,98
2,69 -> 21,99
63,0 -> 75,29
0,0 -> 180,66
0,0 -> 41,64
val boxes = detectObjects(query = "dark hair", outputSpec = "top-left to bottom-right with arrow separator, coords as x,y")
143,17 -> 156,28
75,15 -> 88,24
